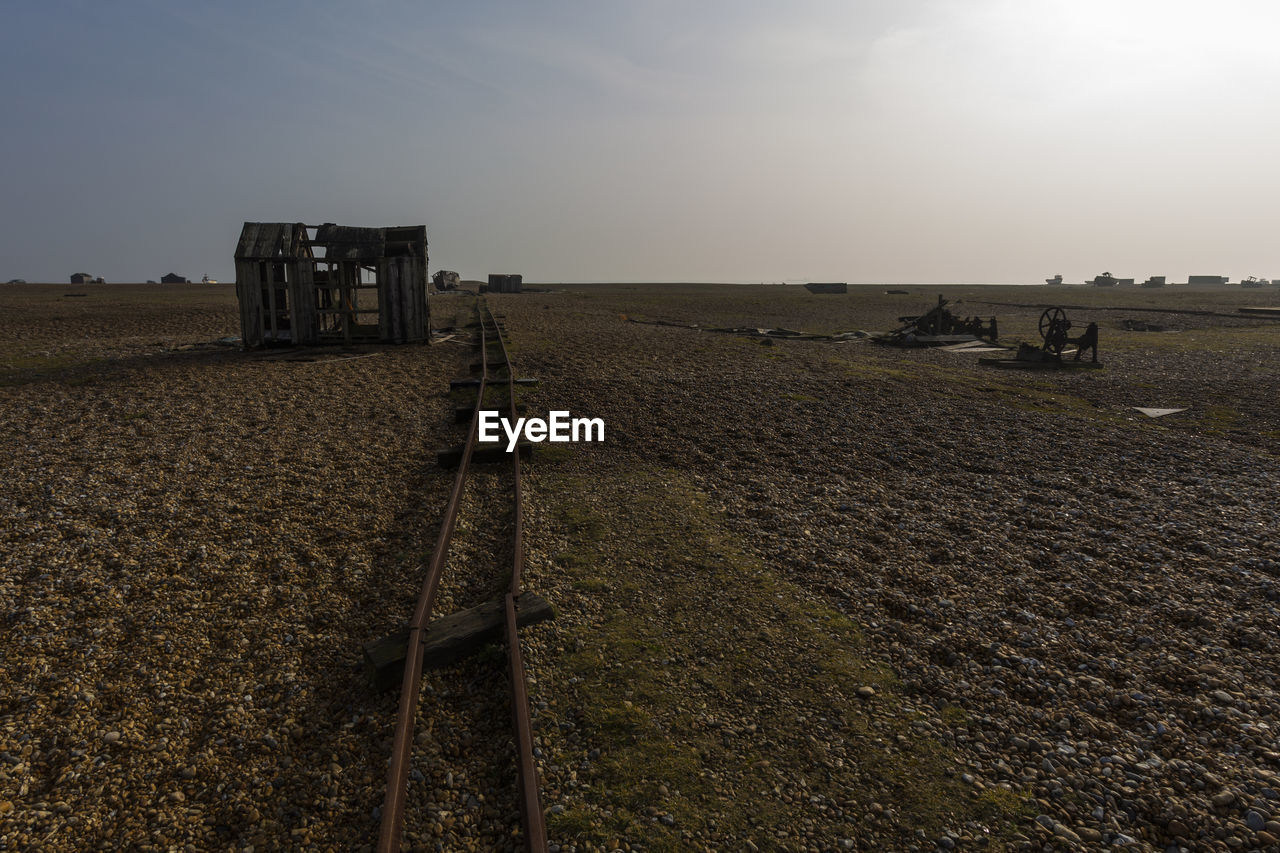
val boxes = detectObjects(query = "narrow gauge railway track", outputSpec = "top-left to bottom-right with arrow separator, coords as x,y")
378,298 -> 547,852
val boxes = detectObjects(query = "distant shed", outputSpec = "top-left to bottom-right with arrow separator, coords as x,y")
487,274 -> 523,293
70,273 -> 94,284
233,222 -> 428,347
804,282 -> 847,294
160,273 -> 188,284
1188,275 -> 1228,285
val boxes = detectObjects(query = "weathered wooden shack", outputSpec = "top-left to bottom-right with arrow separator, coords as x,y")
233,222 -> 428,347
486,274 -> 523,294
160,272 -> 188,284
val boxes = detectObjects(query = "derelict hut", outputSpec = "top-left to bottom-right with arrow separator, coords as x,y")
160,272 -> 188,284
233,221 -> 429,348
487,274 -> 523,293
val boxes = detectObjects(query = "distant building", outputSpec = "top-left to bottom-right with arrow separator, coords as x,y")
804,282 -> 847,294
486,274 -> 523,293
70,272 -> 94,284
160,273 -> 189,284
1140,276 -> 1166,288
1188,275 -> 1228,285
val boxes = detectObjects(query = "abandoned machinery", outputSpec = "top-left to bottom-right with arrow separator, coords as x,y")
879,295 -> 998,346
981,307 -> 1101,369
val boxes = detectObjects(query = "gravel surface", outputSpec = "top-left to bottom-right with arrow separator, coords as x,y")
1,286 -> 489,850
3,282 -> 1279,851
503,285 -> 1280,852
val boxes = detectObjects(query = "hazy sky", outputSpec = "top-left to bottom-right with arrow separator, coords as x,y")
2,0 -> 1278,283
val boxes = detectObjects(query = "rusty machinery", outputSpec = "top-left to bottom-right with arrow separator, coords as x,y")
1015,307 -> 1098,363
881,295 -> 998,345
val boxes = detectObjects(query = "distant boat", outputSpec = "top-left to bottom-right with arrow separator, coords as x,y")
202,274 -> 218,285
1241,276 -> 1267,288
1091,272 -> 1118,287
1140,276 -> 1166,288
1045,274 -> 1063,285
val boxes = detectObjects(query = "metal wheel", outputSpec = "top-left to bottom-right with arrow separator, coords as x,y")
1038,307 -> 1071,355
1038,307 -> 1067,338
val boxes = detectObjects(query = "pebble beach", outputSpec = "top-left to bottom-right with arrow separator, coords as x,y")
2,282 -> 1278,852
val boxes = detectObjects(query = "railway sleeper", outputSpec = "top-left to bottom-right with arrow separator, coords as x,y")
363,592 -> 556,691
450,377 -> 537,390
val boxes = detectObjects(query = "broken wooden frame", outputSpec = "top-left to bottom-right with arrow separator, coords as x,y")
233,222 -> 429,348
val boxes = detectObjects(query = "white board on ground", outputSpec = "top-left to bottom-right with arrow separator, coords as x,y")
1133,407 -> 1188,418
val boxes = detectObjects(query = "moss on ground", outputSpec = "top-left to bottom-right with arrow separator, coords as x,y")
532,462 -> 1026,849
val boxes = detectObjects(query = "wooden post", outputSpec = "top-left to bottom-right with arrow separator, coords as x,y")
235,259 -> 263,348
292,258 -> 317,345
338,261 -> 351,345
264,261 -> 278,343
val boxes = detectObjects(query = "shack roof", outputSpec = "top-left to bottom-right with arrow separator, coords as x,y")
235,221 -> 426,262
314,224 -> 385,261
235,222 -> 309,260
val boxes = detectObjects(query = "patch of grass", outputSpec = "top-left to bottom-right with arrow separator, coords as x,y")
1105,323 -> 1280,353
0,351 -> 105,386
536,465 -> 1028,849
834,352 -> 1137,428
534,443 -> 576,465
590,701 -> 651,738
571,576 -> 608,593
975,786 -> 1036,824
546,807 -> 607,841
1201,405 -> 1243,433
556,502 -> 607,542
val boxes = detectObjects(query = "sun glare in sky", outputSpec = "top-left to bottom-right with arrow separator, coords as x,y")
1,0 -> 1276,283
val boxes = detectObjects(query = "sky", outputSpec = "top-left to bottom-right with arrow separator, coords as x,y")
2,0 -> 1278,284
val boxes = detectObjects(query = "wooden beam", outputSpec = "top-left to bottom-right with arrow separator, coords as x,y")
363,592 -> 555,691
449,377 -> 538,389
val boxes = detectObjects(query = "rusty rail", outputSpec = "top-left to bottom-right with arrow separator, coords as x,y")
377,299 -> 546,852
496,309 -> 548,851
